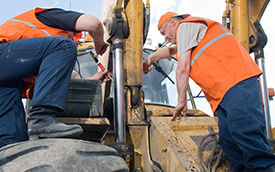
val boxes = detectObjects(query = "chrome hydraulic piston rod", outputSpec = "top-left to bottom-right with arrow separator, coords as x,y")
106,7 -> 128,143
113,38 -> 126,142
256,54 -> 272,139
251,21 -> 272,139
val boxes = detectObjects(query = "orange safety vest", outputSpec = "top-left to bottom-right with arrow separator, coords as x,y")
0,8 -> 70,98
175,17 -> 262,112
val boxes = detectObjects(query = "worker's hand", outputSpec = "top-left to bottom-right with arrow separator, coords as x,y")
143,56 -> 153,74
95,42 -> 109,56
85,70 -> 111,83
171,103 -> 187,121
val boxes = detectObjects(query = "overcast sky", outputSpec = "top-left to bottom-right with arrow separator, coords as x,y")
1,0 -> 274,127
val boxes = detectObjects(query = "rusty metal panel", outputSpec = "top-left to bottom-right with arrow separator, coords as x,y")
145,104 -> 209,117
124,0 -> 143,86
149,116 -> 233,171
59,118 -> 110,142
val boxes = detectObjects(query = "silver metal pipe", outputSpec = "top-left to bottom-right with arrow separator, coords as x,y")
187,85 -> 197,110
256,57 -> 272,139
113,39 -> 126,142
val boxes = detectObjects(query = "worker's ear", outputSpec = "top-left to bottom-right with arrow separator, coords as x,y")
169,19 -> 177,27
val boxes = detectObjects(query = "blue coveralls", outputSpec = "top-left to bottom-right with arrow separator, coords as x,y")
0,36 -> 77,147
216,76 -> 275,170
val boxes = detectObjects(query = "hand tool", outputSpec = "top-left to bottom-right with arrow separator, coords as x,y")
89,51 -> 112,80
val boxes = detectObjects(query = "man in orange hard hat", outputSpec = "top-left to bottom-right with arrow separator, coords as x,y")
143,11 -> 275,171
0,8 -> 109,147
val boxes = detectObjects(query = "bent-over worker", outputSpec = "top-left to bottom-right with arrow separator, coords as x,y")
143,11 -> 275,171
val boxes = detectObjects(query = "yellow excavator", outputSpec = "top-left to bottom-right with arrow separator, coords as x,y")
0,0 -> 273,171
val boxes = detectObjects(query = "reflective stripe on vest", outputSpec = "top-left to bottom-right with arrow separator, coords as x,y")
9,18 -> 52,37
190,24 -> 232,68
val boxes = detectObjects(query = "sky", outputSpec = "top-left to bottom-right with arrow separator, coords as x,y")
1,0 -> 274,128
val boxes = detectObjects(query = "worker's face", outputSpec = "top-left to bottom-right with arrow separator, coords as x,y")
159,19 -> 177,44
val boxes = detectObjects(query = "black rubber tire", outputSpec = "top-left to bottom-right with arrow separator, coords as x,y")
0,138 -> 129,172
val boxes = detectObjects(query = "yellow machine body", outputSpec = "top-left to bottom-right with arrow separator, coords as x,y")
59,0 -> 274,171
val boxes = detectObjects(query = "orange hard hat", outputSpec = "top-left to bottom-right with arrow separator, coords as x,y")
158,11 -> 191,30
158,12 -> 178,30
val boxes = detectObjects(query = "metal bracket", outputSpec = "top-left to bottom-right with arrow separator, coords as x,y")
105,7 -> 129,45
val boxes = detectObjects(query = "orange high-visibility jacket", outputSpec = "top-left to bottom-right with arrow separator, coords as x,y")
0,8 -> 70,98
0,8 -> 69,43
175,17 -> 262,112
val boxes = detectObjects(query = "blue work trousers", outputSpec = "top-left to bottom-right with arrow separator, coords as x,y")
216,76 -> 275,170
0,36 -> 77,147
